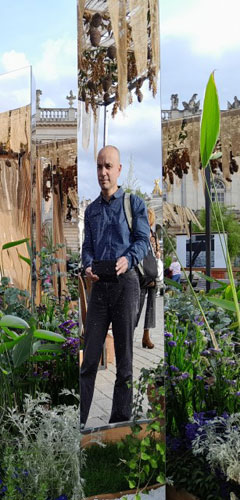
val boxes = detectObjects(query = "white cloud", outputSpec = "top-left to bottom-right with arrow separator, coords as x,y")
34,37 -> 77,82
42,97 -> 56,108
1,50 -> 30,73
161,0 -> 240,56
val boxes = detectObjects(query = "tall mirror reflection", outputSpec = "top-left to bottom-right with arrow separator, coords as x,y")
161,3 -> 240,499
33,91 -> 79,403
78,0 -> 163,443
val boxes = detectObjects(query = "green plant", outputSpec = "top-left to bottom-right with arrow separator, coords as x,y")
121,362 -> 165,498
192,413 -> 240,485
0,313 -> 67,408
0,277 -> 31,320
0,391 -> 84,500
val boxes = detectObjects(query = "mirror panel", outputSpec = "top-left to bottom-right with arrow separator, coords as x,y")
78,1 -> 163,434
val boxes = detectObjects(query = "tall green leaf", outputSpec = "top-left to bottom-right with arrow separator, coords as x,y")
36,343 -> 63,352
0,315 -> 29,330
12,332 -> 33,368
1,326 -> 19,340
208,297 -> 237,312
34,329 -> 65,343
2,238 -> 29,250
18,254 -> 31,266
0,337 -> 23,354
200,72 -> 220,168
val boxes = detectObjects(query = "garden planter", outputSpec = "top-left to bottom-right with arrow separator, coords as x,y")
81,420 -> 161,448
166,485 -> 199,500
84,483 -> 165,500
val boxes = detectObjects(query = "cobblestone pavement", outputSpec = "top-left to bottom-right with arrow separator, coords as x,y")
85,296 -> 164,429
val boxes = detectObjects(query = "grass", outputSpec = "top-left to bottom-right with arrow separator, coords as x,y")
81,442 -> 131,496
81,440 -> 160,497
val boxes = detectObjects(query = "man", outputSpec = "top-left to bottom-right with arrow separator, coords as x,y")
80,145 -> 150,427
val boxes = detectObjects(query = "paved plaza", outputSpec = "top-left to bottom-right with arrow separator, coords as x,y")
84,296 -> 164,430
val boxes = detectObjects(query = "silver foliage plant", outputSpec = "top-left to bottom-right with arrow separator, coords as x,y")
1,390 -> 85,500
192,413 -> 240,485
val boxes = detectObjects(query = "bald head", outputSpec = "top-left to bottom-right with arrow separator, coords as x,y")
97,145 -> 121,164
97,145 -> 122,199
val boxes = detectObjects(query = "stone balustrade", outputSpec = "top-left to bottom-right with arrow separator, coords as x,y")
38,107 -> 77,122
161,110 -> 171,121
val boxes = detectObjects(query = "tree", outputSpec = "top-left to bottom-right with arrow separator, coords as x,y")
122,157 -> 149,200
193,203 -> 240,260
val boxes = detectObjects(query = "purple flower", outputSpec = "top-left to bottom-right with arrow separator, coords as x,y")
235,391 -> 240,397
181,372 -> 189,380
165,332 -> 173,338
209,348 -> 222,354
168,340 -> 177,347
226,359 -> 236,366
220,333 -> 231,339
196,375 -> 203,380
226,379 -> 236,386
201,350 -> 211,356
170,365 -> 179,372
183,340 -> 190,346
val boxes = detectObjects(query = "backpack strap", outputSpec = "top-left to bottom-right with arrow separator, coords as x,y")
123,191 -> 145,275
123,192 -> 133,231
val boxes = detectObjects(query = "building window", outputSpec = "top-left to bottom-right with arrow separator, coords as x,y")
211,178 -> 225,204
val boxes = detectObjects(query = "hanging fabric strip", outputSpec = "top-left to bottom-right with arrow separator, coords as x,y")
35,158 -> 42,305
82,102 -> 91,151
93,105 -> 100,161
52,179 -> 68,299
220,111 -> 232,180
129,0 -> 148,76
108,0 -> 128,110
149,0 -> 160,92
0,109 -> 9,145
10,105 -> 30,153
78,98 -> 81,133
78,0 -> 86,70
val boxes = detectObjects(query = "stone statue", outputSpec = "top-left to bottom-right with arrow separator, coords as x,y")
227,96 -> 240,109
66,90 -> 76,108
152,178 -> 162,196
36,89 -> 42,109
182,93 -> 200,113
170,94 -> 179,110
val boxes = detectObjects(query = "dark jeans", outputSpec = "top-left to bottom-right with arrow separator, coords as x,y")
80,268 -> 140,426
136,286 -> 156,330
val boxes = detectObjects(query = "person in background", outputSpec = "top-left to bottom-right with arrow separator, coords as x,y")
169,256 -> 181,283
136,208 -> 160,349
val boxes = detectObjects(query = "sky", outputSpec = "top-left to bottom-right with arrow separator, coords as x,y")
1,0 -> 240,199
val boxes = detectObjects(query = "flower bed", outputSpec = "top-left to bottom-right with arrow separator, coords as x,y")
165,290 -> 240,499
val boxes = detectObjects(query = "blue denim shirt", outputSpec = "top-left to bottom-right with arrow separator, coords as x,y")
82,187 -> 150,270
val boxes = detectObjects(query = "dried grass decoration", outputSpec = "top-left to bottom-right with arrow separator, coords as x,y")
78,1 -> 160,117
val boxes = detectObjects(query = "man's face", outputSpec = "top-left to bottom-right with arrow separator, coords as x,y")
97,147 -> 122,194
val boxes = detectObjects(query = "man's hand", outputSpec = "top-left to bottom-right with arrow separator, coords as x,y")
85,267 -> 99,282
116,257 -> 129,276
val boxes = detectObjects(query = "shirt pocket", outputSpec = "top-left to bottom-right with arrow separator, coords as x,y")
89,208 -> 102,232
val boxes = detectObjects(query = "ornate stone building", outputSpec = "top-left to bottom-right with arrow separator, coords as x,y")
161,94 -> 240,216
36,89 -> 77,143
36,91 -> 78,253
